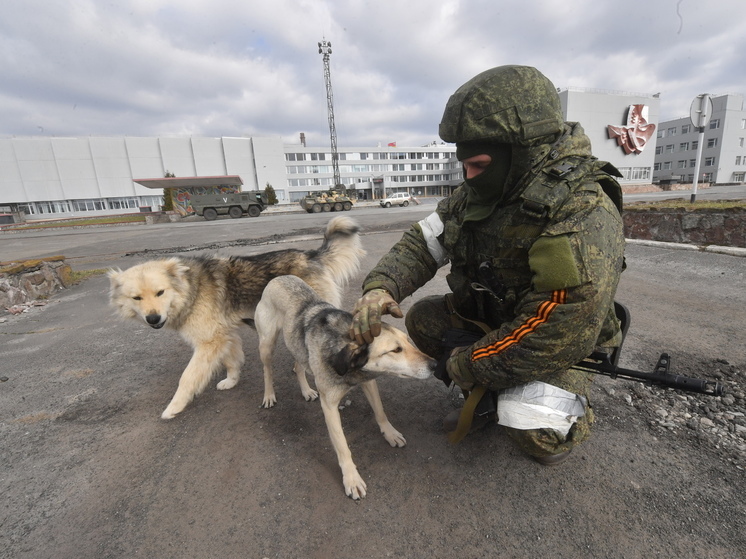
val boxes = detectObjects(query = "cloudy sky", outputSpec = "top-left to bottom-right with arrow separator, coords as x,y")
2,0 -> 744,148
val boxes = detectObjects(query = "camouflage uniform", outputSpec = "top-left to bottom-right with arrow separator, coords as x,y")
361,66 -> 625,458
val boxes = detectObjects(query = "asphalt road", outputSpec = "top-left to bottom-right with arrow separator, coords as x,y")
1,202 -> 745,558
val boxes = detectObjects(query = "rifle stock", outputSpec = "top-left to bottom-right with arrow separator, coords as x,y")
575,352 -> 724,396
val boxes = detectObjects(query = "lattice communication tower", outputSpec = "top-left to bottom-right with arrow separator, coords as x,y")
318,39 -> 341,189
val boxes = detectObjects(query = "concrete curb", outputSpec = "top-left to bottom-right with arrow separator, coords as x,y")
626,238 -> 746,257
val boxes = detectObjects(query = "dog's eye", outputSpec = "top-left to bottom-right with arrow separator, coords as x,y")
156,290 -> 165,297
133,296 -> 142,301
392,346 -> 403,353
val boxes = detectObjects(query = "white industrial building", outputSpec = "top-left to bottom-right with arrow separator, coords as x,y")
0,135 -> 462,220
652,94 -> 746,185
3,85 -> 716,222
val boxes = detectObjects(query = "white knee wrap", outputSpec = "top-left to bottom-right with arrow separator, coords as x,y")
497,381 -> 587,437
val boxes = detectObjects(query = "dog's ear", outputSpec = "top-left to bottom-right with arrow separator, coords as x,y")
164,258 -> 189,279
331,342 -> 370,376
107,268 -> 122,290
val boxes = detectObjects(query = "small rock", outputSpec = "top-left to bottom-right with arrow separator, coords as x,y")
722,394 -> 736,406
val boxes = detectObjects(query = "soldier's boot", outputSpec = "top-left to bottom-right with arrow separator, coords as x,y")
533,450 -> 572,466
442,408 -> 495,434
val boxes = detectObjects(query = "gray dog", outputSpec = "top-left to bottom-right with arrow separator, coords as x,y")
255,275 -> 436,499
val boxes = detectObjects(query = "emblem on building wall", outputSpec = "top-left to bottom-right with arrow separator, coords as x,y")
607,104 -> 655,154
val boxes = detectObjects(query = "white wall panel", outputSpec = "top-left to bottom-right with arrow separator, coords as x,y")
13,139 -> 64,201
52,139 -> 99,198
192,137 -> 226,176
223,137 -> 257,189
126,137 -> 163,178
160,137 -> 196,176
251,136 -> 286,195
0,140 -> 26,202
90,137 -> 136,197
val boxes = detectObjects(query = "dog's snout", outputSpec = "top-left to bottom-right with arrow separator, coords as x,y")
146,313 -> 162,325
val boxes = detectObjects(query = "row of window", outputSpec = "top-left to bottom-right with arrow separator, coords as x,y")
658,119 -> 723,138
655,157 -> 717,171
17,196 -> 162,215
287,174 -> 453,188
285,151 -> 452,162
656,154 -> 746,170
287,163 -> 451,174
659,119 -> 746,139
616,167 -> 651,181
657,136 -> 746,154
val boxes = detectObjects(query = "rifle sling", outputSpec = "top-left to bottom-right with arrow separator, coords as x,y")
448,385 -> 488,444
443,294 -> 493,444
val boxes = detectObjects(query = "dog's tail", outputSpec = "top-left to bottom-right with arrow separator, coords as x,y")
316,216 -> 366,289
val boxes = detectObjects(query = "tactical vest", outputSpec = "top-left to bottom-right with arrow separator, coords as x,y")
442,156 -> 622,327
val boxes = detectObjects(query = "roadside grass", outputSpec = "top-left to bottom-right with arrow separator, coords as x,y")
2,214 -> 146,230
69,268 -> 108,285
624,199 -> 745,211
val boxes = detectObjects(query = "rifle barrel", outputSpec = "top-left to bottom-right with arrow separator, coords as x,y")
575,358 -> 724,396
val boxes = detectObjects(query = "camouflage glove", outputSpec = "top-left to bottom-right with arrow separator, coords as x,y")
446,346 -> 476,391
350,288 -> 403,344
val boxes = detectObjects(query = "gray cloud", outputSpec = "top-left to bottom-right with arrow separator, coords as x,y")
1,0 -> 743,147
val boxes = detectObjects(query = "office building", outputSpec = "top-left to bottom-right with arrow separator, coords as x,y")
652,94 -> 746,185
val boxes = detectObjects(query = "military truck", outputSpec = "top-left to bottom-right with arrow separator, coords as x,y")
190,191 -> 268,220
299,190 -> 353,213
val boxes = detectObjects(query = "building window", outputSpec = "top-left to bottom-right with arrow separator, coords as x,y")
690,159 -> 696,167
667,127 -> 677,136
677,160 -> 687,168
657,129 -> 666,138
654,163 -> 661,171
663,162 -> 672,170
682,124 -> 691,134
655,145 -> 663,155
709,119 -> 720,130
692,140 -> 698,150
704,157 -> 716,166
739,138 -> 744,147
679,142 -> 689,151
707,138 -> 718,148
665,144 -> 674,153
736,156 -> 742,165
733,172 -> 745,182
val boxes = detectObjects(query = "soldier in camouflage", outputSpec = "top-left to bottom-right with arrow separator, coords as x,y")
350,65 -> 626,465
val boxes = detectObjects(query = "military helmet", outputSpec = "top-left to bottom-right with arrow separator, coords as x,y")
439,65 -> 564,147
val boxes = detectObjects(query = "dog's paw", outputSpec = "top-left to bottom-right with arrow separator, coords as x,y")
302,388 -> 319,402
343,472 -> 367,500
217,378 -> 238,390
381,423 -> 407,448
261,394 -> 277,408
161,407 -> 179,420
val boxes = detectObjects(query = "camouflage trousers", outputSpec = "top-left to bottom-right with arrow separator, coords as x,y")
405,294 -> 594,458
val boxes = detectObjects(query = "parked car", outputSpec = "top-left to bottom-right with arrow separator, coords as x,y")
380,192 -> 413,207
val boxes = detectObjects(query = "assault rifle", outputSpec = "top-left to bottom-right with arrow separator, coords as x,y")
574,351 -> 724,396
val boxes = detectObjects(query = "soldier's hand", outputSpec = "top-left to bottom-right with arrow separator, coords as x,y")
446,346 -> 476,391
349,289 -> 403,344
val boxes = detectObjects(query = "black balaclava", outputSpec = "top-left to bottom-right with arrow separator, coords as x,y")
456,142 -> 512,223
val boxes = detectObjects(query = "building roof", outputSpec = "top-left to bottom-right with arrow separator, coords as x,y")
133,175 -> 244,189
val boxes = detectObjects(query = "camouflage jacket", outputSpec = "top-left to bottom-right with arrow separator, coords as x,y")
362,123 -> 626,390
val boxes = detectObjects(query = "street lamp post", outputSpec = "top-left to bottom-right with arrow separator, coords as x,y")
689,94 -> 712,203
